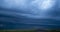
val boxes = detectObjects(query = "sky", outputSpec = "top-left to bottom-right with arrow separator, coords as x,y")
0,0 -> 57,17
0,0 -> 60,29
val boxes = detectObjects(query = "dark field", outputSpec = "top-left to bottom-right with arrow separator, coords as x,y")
0,29 -> 60,32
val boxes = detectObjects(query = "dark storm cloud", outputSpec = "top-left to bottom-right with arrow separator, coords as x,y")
0,0 -> 60,29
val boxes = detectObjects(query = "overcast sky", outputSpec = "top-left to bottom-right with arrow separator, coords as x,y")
0,0 -> 60,29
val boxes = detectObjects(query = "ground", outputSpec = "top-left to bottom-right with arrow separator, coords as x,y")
0,29 -> 60,32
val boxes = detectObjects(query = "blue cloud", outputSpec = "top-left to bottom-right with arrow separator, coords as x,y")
0,0 -> 60,30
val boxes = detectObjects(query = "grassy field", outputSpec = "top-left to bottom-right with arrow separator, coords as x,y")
0,29 -> 35,32
0,29 -> 60,32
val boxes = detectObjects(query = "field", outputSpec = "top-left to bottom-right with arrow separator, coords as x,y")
0,29 -> 60,32
0,29 -> 35,32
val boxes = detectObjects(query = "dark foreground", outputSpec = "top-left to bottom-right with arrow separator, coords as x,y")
0,29 -> 60,32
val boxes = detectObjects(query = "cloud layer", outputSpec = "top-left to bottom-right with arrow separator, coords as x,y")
0,0 -> 60,29
0,0 -> 58,18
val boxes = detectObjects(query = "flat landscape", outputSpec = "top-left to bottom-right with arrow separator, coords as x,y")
0,29 -> 60,32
